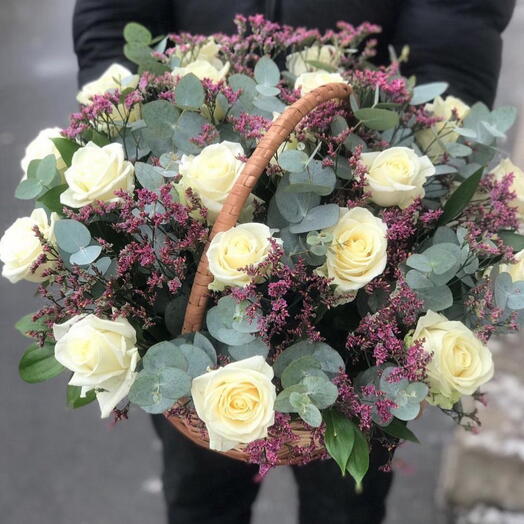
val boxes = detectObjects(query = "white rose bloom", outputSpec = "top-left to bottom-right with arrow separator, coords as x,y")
0,208 -> 58,283
21,127 -> 66,179
177,141 -> 255,224
191,356 -> 276,451
294,71 -> 346,95
316,207 -> 388,296
361,147 -> 435,208
492,158 -> 524,219
60,142 -> 134,208
53,315 -> 140,418
286,44 -> 341,76
413,310 -> 494,409
207,223 -> 279,291
76,63 -> 139,105
416,95 -> 470,159
172,59 -> 230,83
499,249 -> 524,282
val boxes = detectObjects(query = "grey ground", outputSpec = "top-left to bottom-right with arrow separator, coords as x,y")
1,1 -> 523,523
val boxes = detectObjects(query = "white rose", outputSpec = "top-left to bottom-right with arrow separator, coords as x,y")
77,64 -> 140,135
76,63 -> 139,105
316,207 -> 388,296
0,208 -> 58,283
60,142 -> 134,208
191,355 -> 276,451
177,141 -> 254,224
172,59 -> 230,83
207,223 -> 279,291
53,314 -> 140,418
499,249 -> 524,282
286,44 -> 341,76
413,310 -> 494,409
361,147 -> 435,208
492,158 -> 524,219
416,95 -> 470,159
294,71 -> 346,95
21,127 -> 66,179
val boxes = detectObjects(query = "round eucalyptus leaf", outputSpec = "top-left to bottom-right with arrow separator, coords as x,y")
193,332 -> 217,366
278,150 -> 308,173
302,374 -> 339,409
69,245 -> 102,266
274,384 -> 308,413
256,84 -> 281,97
289,204 -> 339,234
179,343 -> 215,378
281,356 -> 321,388
228,339 -> 269,361
254,56 -> 280,86
143,341 -> 188,372
174,73 -> 205,110
54,219 -> 91,253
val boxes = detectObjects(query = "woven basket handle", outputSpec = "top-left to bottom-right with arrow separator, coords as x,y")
181,82 -> 352,334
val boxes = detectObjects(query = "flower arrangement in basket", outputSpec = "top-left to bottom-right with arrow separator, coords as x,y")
4,15 -> 524,484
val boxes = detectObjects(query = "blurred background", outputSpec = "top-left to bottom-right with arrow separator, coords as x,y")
1,1 -> 523,523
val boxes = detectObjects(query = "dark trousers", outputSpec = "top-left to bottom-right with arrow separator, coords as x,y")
151,415 -> 393,524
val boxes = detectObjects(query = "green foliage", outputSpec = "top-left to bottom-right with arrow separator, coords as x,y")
286,160 -> 336,196
206,297 -> 257,346
124,22 -> 152,45
19,343 -> 64,383
54,219 -> 91,253
67,385 -> 96,409
324,410 -> 355,475
278,150 -> 308,173
141,100 -> 180,155
274,175 -> 321,224
135,162 -> 165,190
437,167 -> 482,225
354,108 -> 399,131
174,73 -> 205,110
254,56 -> 280,87
173,111 -> 210,154
495,272 -> 524,311
410,82 -> 448,105
346,426 -> 370,491
15,155 -> 60,200
50,138 -> 80,167
228,339 -> 269,361
15,312 -> 48,338
38,184 -> 68,214
281,356 -> 321,388
288,204 -> 339,234
69,245 -> 102,266
128,367 -> 191,413
382,418 -> 419,443
498,231 -> 524,252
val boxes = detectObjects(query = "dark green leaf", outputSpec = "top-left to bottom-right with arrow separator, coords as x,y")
67,385 -> 96,409
124,22 -> 152,44
498,231 -> 524,252
324,410 -> 356,475
346,427 -> 370,490
37,184 -> 68,214
382,418 -> 419,443
51,138 -> 80,167
438,168 -> 482,225
15,312 -> 48,338
354,108 -> 399,131
19,343 -> 64,383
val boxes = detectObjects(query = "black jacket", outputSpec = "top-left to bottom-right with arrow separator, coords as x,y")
73,0 -> 515,107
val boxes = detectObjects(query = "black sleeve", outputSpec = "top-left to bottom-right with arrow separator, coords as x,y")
393,0 -> 516,107
73,0 -> 174,87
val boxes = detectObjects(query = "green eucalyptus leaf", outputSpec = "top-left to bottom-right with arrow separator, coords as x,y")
274,341 -> 344,377
15,178 -> 43,200
292,394 -> 322,427
406,254 -> 432,273
281,356 -> 322,388
228,339 -> 269,361
254,56 -> 280,86
206,299 -> 256,346
302,374 -> 339,409
253,95 -> 286,113
179,344 -> 214,378
275,175 -> 321,223
19,343 -> 64,383
173,111 -> 209,154
128,368 -> 191,413
278,150 -> 308,173
15,313 -> 48,337
69,245 -> 102,266
416,285 -> 453,311
193,332 -> 217,366
507,281 -> 524,310
490,106 -> 517,134
410,82 -> 448,105
406,270 -> 434,290
175,73 -> 205,110
274,384 -> 308,412
143,341 -> 188,372
289,204 -> 339,234
54,219 -> 91,253
135,162 -> 165,190
256,84 -> 280,97
37,184 -> 68,214
445,143 -> 472,158
423,243 -> 461,275
124,22 -> 152,44
287,160 -> 336,196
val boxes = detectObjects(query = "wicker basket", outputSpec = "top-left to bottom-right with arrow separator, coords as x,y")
166,82 -> 353,464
